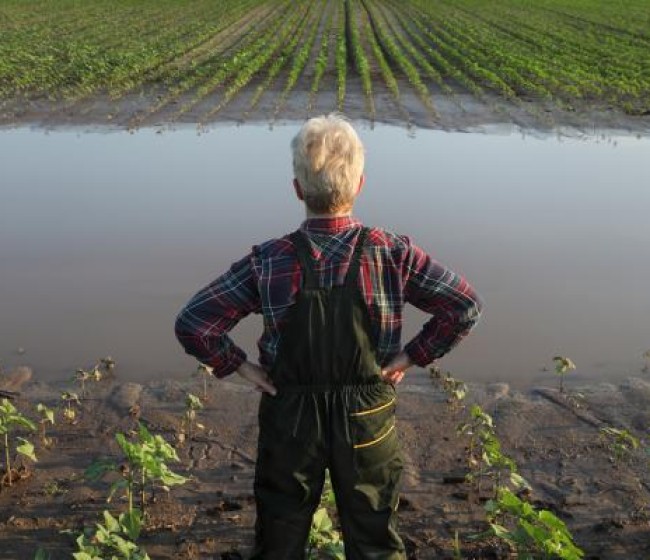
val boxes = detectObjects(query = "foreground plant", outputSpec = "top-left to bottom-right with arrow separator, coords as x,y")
599,426 -> 640,464
552,356 -> 576,393
480,487 -> 584,560
306,470 -> 344,559
74,509 -> 150,560
0,398 -> 37,486
86,422 -> 187,518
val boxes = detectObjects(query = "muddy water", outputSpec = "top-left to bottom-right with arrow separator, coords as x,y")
1,124 -> 649,387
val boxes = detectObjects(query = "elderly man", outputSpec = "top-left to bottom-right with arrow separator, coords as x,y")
175,114 -> 483,559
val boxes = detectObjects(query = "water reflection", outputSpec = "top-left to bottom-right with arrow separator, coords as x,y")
1,125 -> 649,387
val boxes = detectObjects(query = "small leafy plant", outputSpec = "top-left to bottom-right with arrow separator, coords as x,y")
458,404 -> 522,498
1,398 -> 37,486
73,509 -> 150,560
430,366 -> 467,411
599,426 -> 640,464
86,422 -> 188,518
61,391 -> 82,424
193,364 -> 213,402
36,403 -> 55,448
306,471 -> 344,559
180,393 -> 204,442
552,356 -> 576,393
72,356 -> 115,399
481,487 -> 584,560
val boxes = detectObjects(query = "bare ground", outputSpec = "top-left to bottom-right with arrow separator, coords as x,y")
1,367 -> 649,559
1,79 -> 649,135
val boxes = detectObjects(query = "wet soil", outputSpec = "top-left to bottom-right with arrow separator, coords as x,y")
1,367 -> 649,559
1,80 -> 649,135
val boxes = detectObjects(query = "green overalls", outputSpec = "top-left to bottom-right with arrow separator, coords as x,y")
251,227 -> 405,559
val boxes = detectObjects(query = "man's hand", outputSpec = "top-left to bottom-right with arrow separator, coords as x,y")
381,351 -> 414,385
237,361 -> 277,396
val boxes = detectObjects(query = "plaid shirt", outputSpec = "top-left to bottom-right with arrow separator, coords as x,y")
175,216 -> 483,378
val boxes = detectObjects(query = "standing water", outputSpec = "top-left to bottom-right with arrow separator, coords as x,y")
1,124 -> 649,387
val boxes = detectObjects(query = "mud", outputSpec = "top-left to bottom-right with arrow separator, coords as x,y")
1,369 -> 649,559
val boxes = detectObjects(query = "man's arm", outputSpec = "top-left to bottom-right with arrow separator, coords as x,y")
401,239 -> 483,367
174,253 -> 261,379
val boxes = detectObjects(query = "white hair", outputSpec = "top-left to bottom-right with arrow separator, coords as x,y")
291,114 -> 365,214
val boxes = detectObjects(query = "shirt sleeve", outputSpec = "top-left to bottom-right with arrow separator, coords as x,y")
401,239 -> 483,367
174,252 -> 261,378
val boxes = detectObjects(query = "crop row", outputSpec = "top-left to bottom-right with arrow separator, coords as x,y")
1,0 -> 649,122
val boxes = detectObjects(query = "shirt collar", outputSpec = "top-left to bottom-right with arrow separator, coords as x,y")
300,216 -> 363,234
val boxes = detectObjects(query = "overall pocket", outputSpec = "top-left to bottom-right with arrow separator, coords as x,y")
348,387 -> 400,472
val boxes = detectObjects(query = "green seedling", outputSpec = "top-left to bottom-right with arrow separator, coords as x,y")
36,403 -> 55,448
430,367 -> 467,410
306,470 -> 344,559
181,393 -> 204,442
34,548 -> 50,560
478,487 -> 584,560
0,398 -> 37,487
599,426 -> 640,464
86,422 -> 187,518
192,364 -> 213,401
458,404 -> 521,498
74,509 -> 150,560
61,391 -> 81,423
553,356 -> 576,393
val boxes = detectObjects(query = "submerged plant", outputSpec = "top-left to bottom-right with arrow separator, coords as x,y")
0,398 -> 37,486
552,356 -> 576,393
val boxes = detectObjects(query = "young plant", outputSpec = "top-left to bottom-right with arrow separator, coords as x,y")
193,364 -> 213,402
74,509 -> 150,560
458,404 -> 521,498
61,391 -> 81,424
86,422 -> 188,518
306,470 -> 344,559
480,487 -> 584,560
552,356 -> 576,393
431,367 -> 467,411
599,426 -> 640,464
36,403 -> 55,448
181,392 -> 204,441
0,398 -> 37,487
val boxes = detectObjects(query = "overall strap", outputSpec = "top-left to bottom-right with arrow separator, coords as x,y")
290,230 -> 318,288
345,227 -> 369,288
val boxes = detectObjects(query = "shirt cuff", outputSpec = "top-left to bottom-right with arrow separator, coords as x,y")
208,347 -> 247,379
403,339 -> 436,368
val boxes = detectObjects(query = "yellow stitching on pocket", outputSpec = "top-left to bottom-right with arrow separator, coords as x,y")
350,397 -> 396,417
353,422 -> 395,449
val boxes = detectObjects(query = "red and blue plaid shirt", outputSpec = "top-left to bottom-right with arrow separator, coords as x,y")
175,216 -> 483,378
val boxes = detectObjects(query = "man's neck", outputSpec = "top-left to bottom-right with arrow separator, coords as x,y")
305,209 -> 353,219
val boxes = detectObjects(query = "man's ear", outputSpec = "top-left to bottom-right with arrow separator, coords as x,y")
357,174 -> 366,195
293,179 -> 304,201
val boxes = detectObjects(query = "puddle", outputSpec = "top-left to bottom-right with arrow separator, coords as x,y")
1,124 -> 649,386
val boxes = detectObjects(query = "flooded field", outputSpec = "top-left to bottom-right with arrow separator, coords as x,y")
1,124 -> 650,387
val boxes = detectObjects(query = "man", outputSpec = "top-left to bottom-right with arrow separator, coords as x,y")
175,114 -> 483,559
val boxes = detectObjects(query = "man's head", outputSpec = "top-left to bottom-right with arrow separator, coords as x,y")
291,114 -> 365,216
